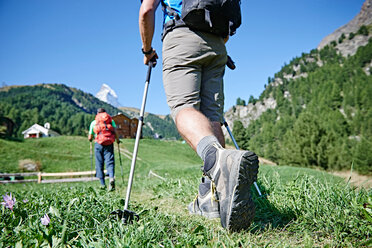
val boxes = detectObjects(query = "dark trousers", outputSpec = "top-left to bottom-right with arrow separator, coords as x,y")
94,142 -> 115,180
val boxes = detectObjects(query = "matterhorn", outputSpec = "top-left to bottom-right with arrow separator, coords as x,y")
95,83 -> 122,108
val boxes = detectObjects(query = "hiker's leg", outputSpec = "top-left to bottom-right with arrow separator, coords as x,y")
104,144 -> 115,191
162,28 -> 259,230
198,52 -> 259,230
104,144 -> 115,179
94,143 -> 105,185
174,110 -> 225,150
162,27 -> 226,150
175,108 -> 214,151
199,41 -> 227,148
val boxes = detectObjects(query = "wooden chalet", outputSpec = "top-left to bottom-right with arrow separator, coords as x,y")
0,116 -> 15,137
112,113 -> 139,139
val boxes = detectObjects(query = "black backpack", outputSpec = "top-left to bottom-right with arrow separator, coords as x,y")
162,0 -> 241,38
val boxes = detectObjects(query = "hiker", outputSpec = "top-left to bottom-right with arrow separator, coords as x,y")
88,108 -> 120,191
139,0 -> 259,230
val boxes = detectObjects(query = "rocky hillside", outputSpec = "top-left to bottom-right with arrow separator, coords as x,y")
318,0 -> 372,56
225,0 -> 372,132
226,1 -> 372,174
224,97 -> 277,130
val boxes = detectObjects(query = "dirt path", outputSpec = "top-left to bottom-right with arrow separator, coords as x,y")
256,157 -> 371,189
118,147 -> 141,161
259,157 -> 277,166
331,171 -> 372,189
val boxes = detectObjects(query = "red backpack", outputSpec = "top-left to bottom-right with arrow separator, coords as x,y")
93,112 -> 115,145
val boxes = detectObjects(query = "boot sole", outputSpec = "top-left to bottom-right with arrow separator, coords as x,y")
219,151 -> 259,231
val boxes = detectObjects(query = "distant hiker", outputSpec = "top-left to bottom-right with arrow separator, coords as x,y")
139,0 -> 259,231
88,108 -> 120,191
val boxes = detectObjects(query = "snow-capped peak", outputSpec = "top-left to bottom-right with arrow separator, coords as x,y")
96,83 -> 121,107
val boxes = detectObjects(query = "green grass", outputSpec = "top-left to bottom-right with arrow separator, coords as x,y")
1,137 -> 371,247
0,136 -> 95,173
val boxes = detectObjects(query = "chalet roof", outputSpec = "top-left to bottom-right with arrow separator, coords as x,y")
112,113 -> 131,119
0,116 -> 15,125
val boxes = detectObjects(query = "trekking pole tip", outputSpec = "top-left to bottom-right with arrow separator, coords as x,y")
110,209 -> 139,224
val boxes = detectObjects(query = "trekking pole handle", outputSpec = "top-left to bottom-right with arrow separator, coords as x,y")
149,56 -> 157,68
146,57 -> 156,85
146,64 -> 153,86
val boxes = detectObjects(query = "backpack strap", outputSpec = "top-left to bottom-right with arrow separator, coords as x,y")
103,121 -> 109,131
204,10 -> 212,28
160,0 -> 186,40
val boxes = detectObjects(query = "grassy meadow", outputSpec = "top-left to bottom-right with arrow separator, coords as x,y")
0,136 -> 371,247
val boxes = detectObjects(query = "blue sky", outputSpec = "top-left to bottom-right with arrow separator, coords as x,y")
0,0 -> 366,115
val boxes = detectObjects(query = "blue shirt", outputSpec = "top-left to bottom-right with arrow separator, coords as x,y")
163,0 -> 182,25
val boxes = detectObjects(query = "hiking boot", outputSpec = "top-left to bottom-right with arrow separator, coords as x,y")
108,179 -> 115,191
204,143 -> 259,231
188,177 -> 220,219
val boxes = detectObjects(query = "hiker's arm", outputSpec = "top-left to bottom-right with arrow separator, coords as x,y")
88,121 -> 94,142
139,0 -> 160,65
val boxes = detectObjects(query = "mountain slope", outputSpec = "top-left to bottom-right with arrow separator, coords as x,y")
0,84 -> 179,139
226,2 -> 372,175
95,83 -> 122,108
318,0 -> 372,56
0,84 -> 121,137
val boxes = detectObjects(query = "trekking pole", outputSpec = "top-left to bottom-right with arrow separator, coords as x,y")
117,142 -> 124,184
90,141 -> 93,181
222,119 -> 263,197
111,58 -> 156,224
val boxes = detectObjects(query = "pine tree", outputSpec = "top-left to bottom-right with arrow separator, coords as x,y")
232,120 -> 246,149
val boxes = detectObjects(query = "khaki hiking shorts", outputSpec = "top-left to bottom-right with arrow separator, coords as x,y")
162,27 -> 227,122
